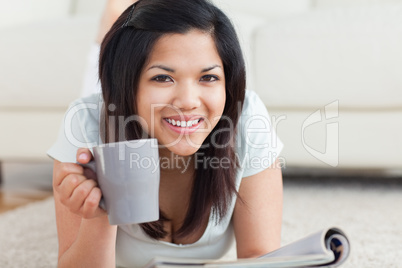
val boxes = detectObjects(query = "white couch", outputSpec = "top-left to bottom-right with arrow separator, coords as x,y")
1,0 -> 401,174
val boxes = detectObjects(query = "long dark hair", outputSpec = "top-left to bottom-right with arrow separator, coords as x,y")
99,0 -> 246,240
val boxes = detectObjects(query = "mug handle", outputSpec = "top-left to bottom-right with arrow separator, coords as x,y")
79,161 -> 107,211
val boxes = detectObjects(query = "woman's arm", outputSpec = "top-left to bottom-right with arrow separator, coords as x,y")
233,159 -> 283,258
53,149 -> 118,267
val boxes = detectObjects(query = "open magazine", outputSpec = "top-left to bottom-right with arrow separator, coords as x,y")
143,227 -> 350,268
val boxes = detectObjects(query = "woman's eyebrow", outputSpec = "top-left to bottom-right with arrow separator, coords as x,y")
147,64 -> 222,73
147,65 -> 175,72
201,64 -> 222,73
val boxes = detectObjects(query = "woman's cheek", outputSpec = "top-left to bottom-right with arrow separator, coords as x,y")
208,88 -> 226,117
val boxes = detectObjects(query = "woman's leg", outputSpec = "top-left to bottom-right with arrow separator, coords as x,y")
82,0 -> 136,97
96,0 -> 137,43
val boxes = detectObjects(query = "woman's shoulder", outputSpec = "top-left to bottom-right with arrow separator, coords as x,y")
65,93 -> 103,124
236,90 -> 271,149
236,90 -> 284,178
241,90 -> 266,116
238,90 -> 271,133
47,93 -> 104,162
63,93 -> 103,145
68,93 -> 103,109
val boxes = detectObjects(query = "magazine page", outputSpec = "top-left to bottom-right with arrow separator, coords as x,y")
143,227 -> 350,268
146,255 -> 335,268
260,227 -> 350,266
204,255 -> 334,268
143,256 -> 207,268
323,229 -> 350,266
260,229 -> 332,258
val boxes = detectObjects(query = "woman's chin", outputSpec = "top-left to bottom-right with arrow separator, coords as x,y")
157,137 -> 204,156
159,144 -> 200,157
170,147 -> 199,157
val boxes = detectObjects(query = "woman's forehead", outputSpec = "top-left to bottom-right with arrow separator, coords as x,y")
145,30 -> 222,69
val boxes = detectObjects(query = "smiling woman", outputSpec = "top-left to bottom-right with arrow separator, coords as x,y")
99,0 -> 245,244
137,30 -> 226,156
47,0 -> 284,267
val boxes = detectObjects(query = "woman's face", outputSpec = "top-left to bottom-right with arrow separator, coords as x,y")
137,29 -> 226,156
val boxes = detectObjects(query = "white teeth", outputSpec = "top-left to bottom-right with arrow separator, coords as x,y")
166,118 -> 200,127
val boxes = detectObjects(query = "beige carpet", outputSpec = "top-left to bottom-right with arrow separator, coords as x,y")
0,177 -> 401,267
0,196 -> 58,267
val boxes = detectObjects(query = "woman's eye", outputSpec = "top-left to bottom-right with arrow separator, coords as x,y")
200,75 -> 219,82
152,75 -> 173,82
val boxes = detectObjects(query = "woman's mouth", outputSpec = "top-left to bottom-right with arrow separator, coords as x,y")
163,117 -> 204,134
164,118 -> 201,127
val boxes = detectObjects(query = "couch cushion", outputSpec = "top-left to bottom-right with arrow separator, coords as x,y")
0,110 -> 65,160
254,4 -> 402,109
220,10 -> 266,91
0,16 -> 98,109
268,108 -> 402,169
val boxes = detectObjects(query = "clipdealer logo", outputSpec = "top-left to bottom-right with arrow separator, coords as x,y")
301,100 -> 339,167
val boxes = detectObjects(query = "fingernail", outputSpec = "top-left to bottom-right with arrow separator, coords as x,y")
78,153 -> 89,161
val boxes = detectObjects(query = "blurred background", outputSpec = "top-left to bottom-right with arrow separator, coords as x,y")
0,0 -> 402,209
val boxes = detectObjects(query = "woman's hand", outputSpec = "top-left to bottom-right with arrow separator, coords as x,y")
52,148 -> 106,219
53,149 -> 117,267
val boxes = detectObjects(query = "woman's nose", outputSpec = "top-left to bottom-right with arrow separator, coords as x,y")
171,82 -> 201,110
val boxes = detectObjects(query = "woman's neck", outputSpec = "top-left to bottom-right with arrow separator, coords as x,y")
158,148 -> 194,175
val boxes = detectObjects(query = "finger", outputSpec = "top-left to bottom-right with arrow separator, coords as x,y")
76,148 -> 97,181
76,148 -> 93,164
56,173 -> 87,202
81,187 -> 106,219
83,166 -> 97,181
53,161 -> 84,187
65,178 -> 98,214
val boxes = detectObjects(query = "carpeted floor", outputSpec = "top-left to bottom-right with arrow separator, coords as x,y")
0,176 -> 401,267
0,196 -> 57,267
